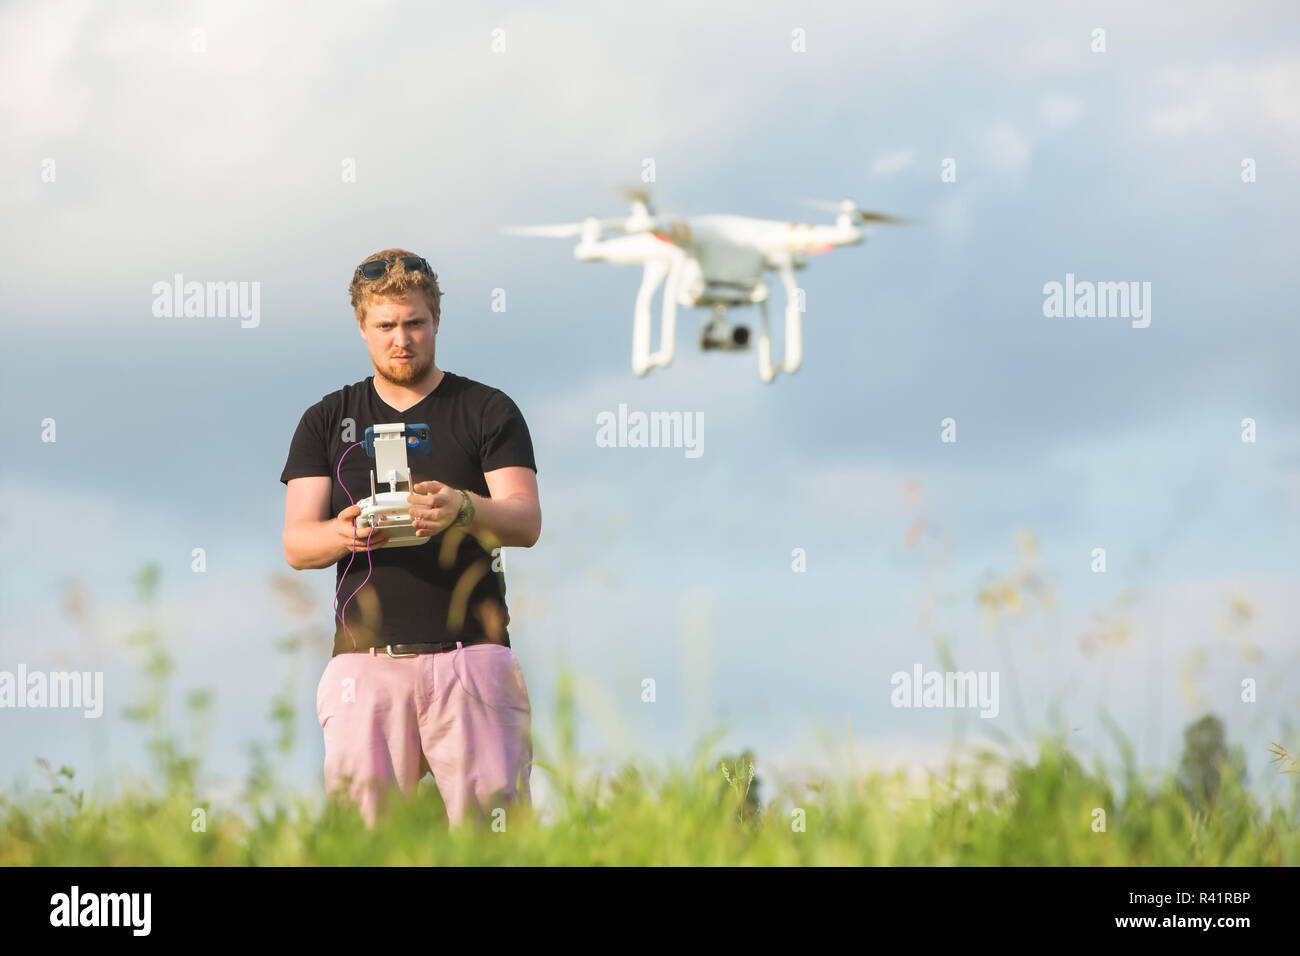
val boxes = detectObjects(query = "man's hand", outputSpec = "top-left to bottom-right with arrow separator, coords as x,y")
334,504 -> 390,554
406,470 -> 540,547
408,481 -> 463,537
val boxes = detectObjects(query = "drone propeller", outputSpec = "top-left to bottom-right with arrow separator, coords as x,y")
503,186 -> 667,242
619,185 -> 655,212
501,223 -> 588,238
502,215 -> 631,241
617,186 -> 659,233
791,197 -> 910,224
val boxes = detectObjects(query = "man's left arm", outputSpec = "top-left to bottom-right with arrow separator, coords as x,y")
409,467 -> 541,548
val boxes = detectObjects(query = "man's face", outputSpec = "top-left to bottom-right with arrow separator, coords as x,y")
359,295 -> 438,386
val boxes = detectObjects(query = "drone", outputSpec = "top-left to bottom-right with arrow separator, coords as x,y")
503,190 -> 905,383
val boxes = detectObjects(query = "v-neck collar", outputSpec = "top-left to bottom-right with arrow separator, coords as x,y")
370,370 -> 450,417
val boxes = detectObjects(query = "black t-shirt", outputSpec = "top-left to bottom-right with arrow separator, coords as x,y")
279,371 -> 537,655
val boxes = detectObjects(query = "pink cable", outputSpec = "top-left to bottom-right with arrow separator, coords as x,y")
333,441 -> 376,650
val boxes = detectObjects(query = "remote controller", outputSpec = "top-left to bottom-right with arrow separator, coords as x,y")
352,423 -> 432,549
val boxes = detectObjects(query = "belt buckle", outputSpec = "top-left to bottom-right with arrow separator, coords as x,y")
385,644 -> 419,659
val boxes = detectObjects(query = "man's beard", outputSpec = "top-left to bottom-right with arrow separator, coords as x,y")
375,351 -> 434,386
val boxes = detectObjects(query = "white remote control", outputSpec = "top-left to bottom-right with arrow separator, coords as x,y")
352,422 -> 433,549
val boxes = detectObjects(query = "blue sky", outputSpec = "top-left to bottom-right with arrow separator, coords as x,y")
2,0 -> 1298,814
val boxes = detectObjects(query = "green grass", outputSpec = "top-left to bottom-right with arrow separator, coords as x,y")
9,562 -> 1294,865
3,696 -> 1297,866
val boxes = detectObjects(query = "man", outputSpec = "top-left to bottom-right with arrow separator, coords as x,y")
279,248 -> 541,829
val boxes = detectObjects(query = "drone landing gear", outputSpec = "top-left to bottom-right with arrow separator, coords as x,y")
631,254 -> 682,376
756,261 -> 802,383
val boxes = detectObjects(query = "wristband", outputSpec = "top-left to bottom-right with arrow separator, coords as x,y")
454,488 -> 475,527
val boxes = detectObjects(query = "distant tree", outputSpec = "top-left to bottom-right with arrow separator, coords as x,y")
1177,714 -> 1246,813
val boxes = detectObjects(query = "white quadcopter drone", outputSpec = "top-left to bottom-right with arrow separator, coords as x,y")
352,422 -> 432,548
503,190 -> 905,383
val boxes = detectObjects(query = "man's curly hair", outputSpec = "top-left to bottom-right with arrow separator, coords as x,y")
349,248 -> 443,324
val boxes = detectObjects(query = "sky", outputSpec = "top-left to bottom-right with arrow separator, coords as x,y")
1,0 -> 1298,818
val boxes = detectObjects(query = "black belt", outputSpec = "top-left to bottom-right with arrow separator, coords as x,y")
339,637 -> 502,658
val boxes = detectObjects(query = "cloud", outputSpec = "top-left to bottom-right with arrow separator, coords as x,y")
1150,60 -> 1300,145
873,149 -> 916,175
0,0 -> 803,313
1038,93 -> 1082,129
932,191 -> 970,243
982,122 -> 1032,174
798,462 -> 911,528
2,0 -> 1297,799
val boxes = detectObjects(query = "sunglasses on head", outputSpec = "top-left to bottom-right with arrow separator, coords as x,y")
355,256 -> 433,281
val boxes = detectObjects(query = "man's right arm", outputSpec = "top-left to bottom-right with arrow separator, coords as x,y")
283,476 -> 346,570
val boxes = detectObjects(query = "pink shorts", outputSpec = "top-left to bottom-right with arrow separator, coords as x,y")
315,641 -> 532,827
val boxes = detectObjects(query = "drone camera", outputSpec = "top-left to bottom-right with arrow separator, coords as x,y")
701,321 -> 751,351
